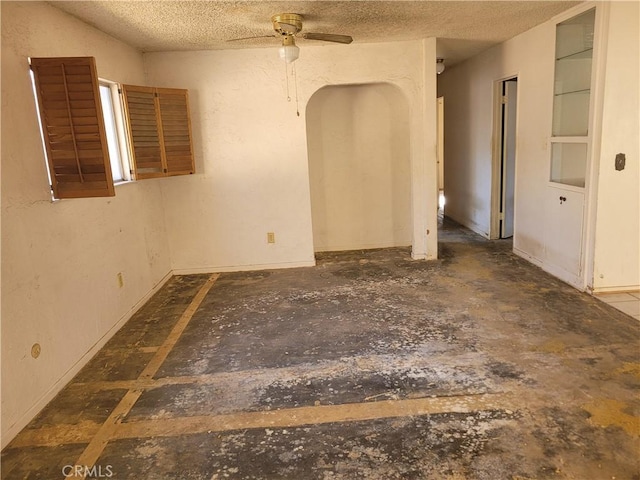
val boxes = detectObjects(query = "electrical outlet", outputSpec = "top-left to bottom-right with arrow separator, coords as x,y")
31,343 -> 41,359
117,272 -> 124,288
267,232 -> 275,244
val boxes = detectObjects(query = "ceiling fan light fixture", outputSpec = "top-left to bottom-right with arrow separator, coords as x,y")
436,58 -> 445,75
279,35 -> 300,63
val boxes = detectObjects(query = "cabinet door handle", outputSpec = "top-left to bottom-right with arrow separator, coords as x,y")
559,196 -> 567,204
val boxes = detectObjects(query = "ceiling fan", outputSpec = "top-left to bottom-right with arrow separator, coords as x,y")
229,13 -> 353,63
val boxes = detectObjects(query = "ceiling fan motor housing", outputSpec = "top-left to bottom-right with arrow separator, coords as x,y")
272,13 -> 303,36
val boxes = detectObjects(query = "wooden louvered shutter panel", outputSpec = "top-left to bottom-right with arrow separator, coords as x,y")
156,88 -> 195,176
121,85 -> 164,179
30,57 -> 114,198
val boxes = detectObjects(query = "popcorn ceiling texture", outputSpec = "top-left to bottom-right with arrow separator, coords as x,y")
50,1 -> 578,65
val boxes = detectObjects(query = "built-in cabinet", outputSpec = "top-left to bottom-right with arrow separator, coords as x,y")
544,7 -> 596,287
544,187 -> 585,276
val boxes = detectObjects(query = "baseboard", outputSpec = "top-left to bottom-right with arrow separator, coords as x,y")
1,270 -> 173,449
513,247 -> 544,268
591,285 -> 640,294
172,259 -> 316,275
444,212 -> 490,239
314,241 -> 411,253
513,247 -> 585,291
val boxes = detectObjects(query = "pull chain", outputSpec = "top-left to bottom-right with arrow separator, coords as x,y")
285,61 -> 291,102
292,62 -> 300,116
284,61 -> 299,116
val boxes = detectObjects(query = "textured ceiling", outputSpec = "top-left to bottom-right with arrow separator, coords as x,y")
50,1 -> 580,66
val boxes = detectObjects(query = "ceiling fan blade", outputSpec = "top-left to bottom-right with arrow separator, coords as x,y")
227,35 -> 275,42
302,33 -> 353,44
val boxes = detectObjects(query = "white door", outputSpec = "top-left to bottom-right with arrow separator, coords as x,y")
437,96 -> 444,193
501,81 -> 517,238
544,186 -> 585,284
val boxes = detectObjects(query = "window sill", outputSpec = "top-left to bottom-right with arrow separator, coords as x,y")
114,179 -> 135,187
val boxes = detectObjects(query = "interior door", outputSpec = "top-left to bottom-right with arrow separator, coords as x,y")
437,96 -> 444,193
436,96 -> 445,215
500,80 -> 517,238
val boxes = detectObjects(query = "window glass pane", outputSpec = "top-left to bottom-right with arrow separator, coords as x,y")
99,84 -> 124,182
550,142 -> 587,188
29,69 -> 54,194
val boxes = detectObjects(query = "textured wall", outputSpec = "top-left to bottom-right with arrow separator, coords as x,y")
592,1 -> 640,291
144,39 -> 438,272
1,2 -> 172,446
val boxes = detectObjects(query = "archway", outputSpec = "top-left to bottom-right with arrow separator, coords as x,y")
306,83 -> 411,253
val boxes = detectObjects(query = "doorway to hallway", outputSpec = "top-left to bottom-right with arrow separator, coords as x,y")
491,77 -> 518,239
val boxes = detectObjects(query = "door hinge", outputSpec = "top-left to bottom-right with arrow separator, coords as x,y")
499,212 -> 505,221
118,88 -> 122,95
501,95 -> 508,104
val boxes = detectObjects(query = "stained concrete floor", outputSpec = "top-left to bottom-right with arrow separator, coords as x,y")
2,220 -> 639,479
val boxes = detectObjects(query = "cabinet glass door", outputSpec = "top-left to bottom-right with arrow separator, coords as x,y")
550,8 -> 595,187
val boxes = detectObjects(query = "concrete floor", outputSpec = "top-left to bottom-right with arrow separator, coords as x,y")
2,220 -> 639,479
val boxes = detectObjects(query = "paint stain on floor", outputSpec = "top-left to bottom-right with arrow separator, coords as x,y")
582,398 -> 640,436
615,362 -> 640,379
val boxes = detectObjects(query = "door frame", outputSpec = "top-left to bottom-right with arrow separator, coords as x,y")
490,74 -> 519,240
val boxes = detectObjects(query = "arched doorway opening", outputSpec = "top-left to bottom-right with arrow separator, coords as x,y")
306,83 -> 411,253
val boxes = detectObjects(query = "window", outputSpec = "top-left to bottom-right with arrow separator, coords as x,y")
30,57 -> 115,199
99,80 -> 130,183
30,56 -> 195,198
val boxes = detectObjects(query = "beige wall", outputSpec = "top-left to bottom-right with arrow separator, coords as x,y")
591,1 -> 640,292
437,1 -> 639,291
306,83 -> 412,252
144,38 -> 439,272
1,2 -> 172,446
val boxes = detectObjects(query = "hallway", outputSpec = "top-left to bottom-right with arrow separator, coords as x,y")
2,221 -> 639,479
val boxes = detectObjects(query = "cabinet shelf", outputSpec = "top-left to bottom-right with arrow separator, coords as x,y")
556,48 -> 593,61
554,88 -> 590,97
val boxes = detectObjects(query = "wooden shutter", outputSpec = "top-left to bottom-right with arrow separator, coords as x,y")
30,57 -> 115,198
121,85 -> 194,179
156,88 -> 195,176
120,85 -> 164,179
